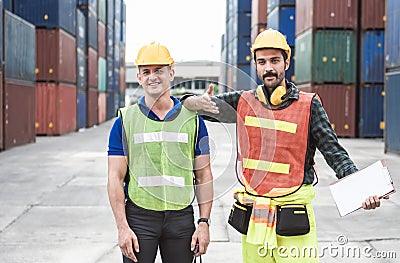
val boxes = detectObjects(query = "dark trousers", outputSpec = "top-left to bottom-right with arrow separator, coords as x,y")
123,199 -> 195,263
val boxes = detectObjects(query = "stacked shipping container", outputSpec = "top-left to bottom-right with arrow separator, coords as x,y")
384,0 -> 400,153
250,0 -> 267,84
267,0 -> 295,83
3,10 -> 36,149
0,0 -> 126,151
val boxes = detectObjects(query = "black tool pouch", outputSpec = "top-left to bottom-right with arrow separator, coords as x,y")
228,201 -> 253,235
276,204 -> 310,236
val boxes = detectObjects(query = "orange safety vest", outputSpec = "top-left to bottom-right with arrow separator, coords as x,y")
236,90 -> 315,197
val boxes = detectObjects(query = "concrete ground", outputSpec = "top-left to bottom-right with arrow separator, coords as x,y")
0,119 -> 399,263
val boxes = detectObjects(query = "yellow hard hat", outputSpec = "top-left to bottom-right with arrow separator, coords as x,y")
135,41 -> 174,68
250,28 -> 291,60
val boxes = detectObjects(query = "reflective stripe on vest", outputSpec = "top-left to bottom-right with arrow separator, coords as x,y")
237,90 -> 314,197
120,104 -> 197,211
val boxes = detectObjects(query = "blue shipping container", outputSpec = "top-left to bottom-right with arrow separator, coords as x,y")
237,0 -> 251,13
114,0 -> 121,22
237,37 -> 251,64
107,25 -> 114,59
268,0 -> 295,13
114,19 -> 121,45
3,0 -> 11,12
106,57 -> 114,92
267,6 -> 296,46
121,0 -> 126,22
114,43 -> 120,68
78,0 -> 97,12
76,9 -> 87,51
359,84 -> 384,137
77,48 -> 87,90
82,8 -> 98,50
385,71 -> 400,153
77,89 -> 87,129
121,21 -> 126,43
361,30 -> 385,83
14,0 -> 77,36
4,11 -> 35,82
113,68 -> 120,92
237,12 -> 251,37
106,90 -> 115,120
0,0 -> 3,68
385,0 -> 400,69
107,0 -> 114,28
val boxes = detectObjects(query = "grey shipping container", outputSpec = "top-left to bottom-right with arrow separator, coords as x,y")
4,10 -> 36,82
385,0 -> 400,70
106,25 -> 114,59
76,8 -> 87,52
385,71 -> 400,153
77,48 -> 87,90
98,0 -> 106,24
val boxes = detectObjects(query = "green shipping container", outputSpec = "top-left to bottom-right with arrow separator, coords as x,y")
295,29 -> 356,84
98,57 -> 107,92
98,0 -> 106,24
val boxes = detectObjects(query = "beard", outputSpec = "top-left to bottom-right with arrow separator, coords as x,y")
261,71 -> 285,90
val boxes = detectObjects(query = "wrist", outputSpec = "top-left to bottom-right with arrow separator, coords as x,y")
197,217 -> 211,226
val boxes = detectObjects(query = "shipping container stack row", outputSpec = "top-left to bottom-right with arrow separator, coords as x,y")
294,0 -> 385,138
222,0 -> 254,92
384,0 -> 400,153
0,0 -> 126,151
267,0 -> 295,83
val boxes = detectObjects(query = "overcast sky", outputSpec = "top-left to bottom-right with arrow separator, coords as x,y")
125,0 -> 226,63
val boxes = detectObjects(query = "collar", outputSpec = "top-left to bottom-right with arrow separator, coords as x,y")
254,81 -> 299,108
138,96 -> 182,121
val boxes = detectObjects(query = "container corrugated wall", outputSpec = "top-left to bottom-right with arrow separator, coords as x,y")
77,48 -> 87,90
361,30 -> 385,83
251,0 -> 268,30
295,0 -> 358,36
77,89 -> 87,129
14,0 -> 77,36
267,6 -> 296,46
295,29 -> 356,84
36,83 -> 77,135
361,0 -> 385,29
36,29 -> 77,84
98,57 -> 107,92
0,72 -> 3,150
98,92 -> 106,123
385,71 -> 400,153
76,8 -> 86,52
359,84 -> 384,137
88,47 -> 98,88
98,21 -> 106,58
267,0 -> 295,13
98,0 -> 106,24
385,0 -> 400,70
87,87 -> 98,127
4,81 -> 36,149
4,10 -> 36,82
82,8 -> 98,50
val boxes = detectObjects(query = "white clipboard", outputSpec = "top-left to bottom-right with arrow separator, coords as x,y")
329,160 -> 396,217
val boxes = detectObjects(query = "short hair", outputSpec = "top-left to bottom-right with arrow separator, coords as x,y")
253,48 -> 288,62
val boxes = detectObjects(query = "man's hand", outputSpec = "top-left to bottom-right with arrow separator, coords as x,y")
118,226 -> 139,262
362,195 -> 389,210
191,223 -> 210,257
183,84 -> 219,114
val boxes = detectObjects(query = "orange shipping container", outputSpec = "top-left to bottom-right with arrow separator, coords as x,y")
88,47 -> 98,88
98,92 -> 107,124
119,66 -> 126,93
297,83 -> 356,138
295,0 -> 358,36
36,83 -> 77,135
4,81 -> 36,149
251,0 -> 268,28
36,28 -> 77,83
0,72 -> 3,150
87,87 -> 98,127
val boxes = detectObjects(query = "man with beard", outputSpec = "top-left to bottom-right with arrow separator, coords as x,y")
107,42 -> 213,262
182,28 -> 386,262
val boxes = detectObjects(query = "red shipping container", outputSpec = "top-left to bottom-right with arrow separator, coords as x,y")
88,47 -> 98,88
0,72 -> 3,150
36,83 -> 77,136
36,28 -> 77,84
119,66 -> 126,93
251,0 -> 268,28
295,0 -> 358,36
297,83 -> 357,137
4,81 -> 36,149
361,0 -> 385,29
87,87 -> 98,127
98,92 -> 107,124
98,21 -> 106,58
